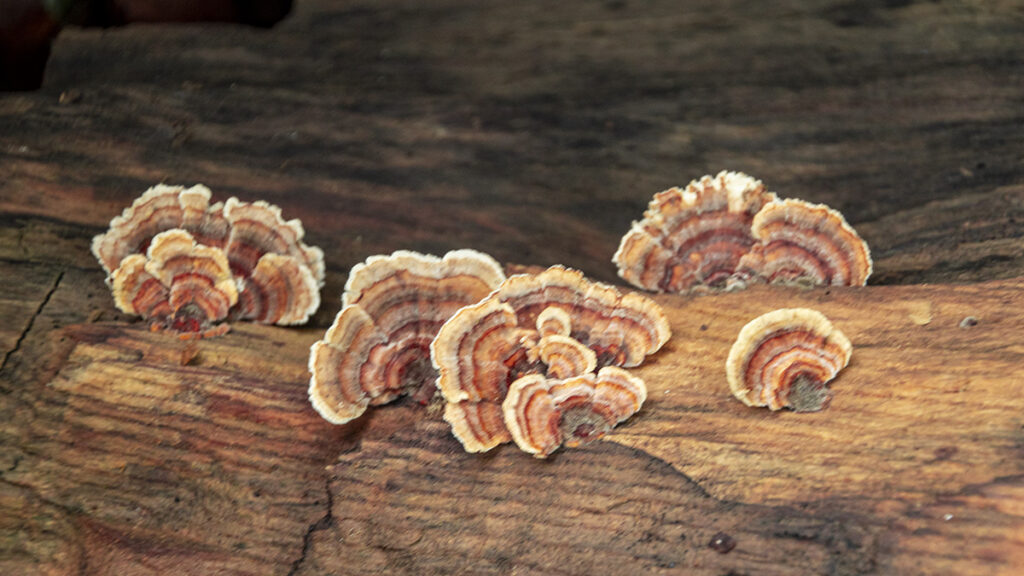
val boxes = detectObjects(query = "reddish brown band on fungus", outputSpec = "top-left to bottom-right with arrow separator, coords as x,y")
726,308 -> 852,412
308,250 -> 506,425
502,367 -> 647,458
613,171 -> 776,293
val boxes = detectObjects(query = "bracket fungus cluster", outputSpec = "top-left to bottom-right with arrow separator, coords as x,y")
432,266 -> 670,457
726,308 -> 852,412
308,250 -> 506,424
92,184 -> 324,337
614,171 -> 872,293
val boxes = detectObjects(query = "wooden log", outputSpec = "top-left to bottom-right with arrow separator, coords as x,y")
2,266 -> 1021,574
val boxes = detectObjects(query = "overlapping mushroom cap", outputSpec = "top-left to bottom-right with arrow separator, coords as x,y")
614,173 -> 872,293
732,199 -> 872,289
221,198 -> 324,325
503,367 -> 647,458
93,184 -> 324,335
726,308 -> 852,412
432,266 -> 670,452
614,171 -> 776,293
308,250 -> 505,425
92,184 -> 228,274
110,230 -> 237,338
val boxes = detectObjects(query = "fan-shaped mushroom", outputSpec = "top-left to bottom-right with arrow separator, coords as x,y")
432,265 -> 670,452
732,199 -> 872,288
726,308 -> 852,412
110,229 -> 237,338
308,250 -> 505,425
503,367 -> 647,458
614,171 -> 776,293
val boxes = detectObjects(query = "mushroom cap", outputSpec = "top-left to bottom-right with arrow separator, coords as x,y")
613,171 -> 776,293
222,197 -> 326,287
735,199 -> 872,288
110,229 -> 238,335
308,249 -> 505,425
528,335 -> 598,380
433,265 -> 669,452
496,266 -> 671,367
536,306 -> 572,337
92,184 -> 228,274
442,400 -> 511,453
502,367 -> 647,458
726,308 -> 852,411
233,253 -> 321,325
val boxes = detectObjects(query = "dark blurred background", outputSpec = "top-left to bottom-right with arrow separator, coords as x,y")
1,0 -> 293,90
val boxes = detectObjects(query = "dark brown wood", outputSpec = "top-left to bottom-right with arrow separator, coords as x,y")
1,0 -> 1023,574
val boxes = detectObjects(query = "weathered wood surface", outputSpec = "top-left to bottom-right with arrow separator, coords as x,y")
2,0 -> 1023,574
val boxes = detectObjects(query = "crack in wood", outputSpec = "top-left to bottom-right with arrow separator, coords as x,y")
0,269 -> 64,374
286,476 -> 335,576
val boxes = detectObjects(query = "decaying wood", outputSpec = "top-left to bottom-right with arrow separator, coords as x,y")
1,0 -> 1023,573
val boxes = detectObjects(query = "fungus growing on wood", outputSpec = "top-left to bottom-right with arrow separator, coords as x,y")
308,250 -> 505,425
94,185 -> 325,330
432,265 -> 669,452
613,171 -> 776,293
502,367 -> 647,458
222,197 -> 325,286
110,229 -> 237,338
726,308 -> 852,412
733,199 -> 872,289
232,253 -> 321,325
92,184 -> 228,274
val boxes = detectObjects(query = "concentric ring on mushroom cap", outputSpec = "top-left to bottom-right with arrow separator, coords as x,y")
502,367 -> 647,458
736,199 -> 872,288
308,249 -> 505,425
613,171 -> 777,293
726,308 -> 852,412
432,265 -> 669,452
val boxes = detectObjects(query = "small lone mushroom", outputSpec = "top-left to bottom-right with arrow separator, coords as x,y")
502,367 -> 647,458
726,308 -> 852,412
308,250 -> 505,424
613,171 -> 776,293
432,266 -> 670,452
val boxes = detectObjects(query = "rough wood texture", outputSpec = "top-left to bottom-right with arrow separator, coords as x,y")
1,0 -> 1023,574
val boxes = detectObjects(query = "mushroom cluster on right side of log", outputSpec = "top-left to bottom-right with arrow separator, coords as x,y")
613,171 -> 872,294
